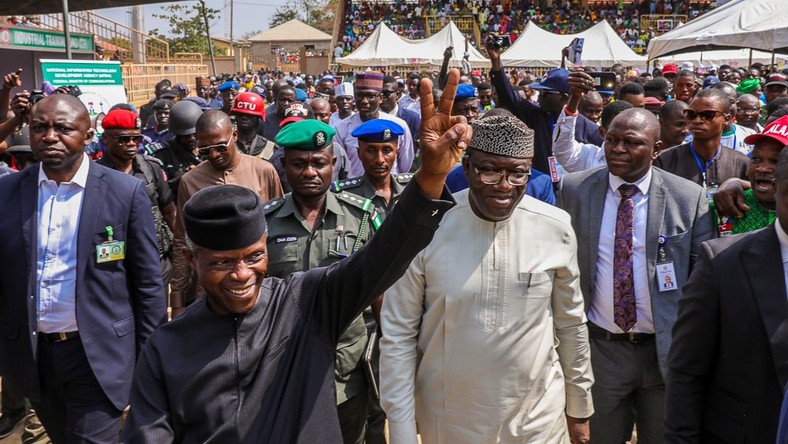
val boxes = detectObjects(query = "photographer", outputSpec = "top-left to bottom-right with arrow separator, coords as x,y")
486,34 -> 603,179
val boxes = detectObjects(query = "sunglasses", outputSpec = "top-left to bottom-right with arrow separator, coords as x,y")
682,109 -> 725,121
381,89 -> 399,97
197,141 -> 231,156
105,133 -> 144,144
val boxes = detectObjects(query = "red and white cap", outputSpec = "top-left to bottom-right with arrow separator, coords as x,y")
744,115 -> 788,146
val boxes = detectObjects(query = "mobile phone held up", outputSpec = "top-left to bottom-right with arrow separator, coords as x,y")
587,72 -> 617,92
567,38 -> 584,65
486,34 -> 512,50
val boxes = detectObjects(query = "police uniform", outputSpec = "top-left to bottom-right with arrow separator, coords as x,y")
217,81 -> 240,114
97,109 -> 176,285
145,139 -> 201,197
265,120 -> 382,444
336,118 -> 412,444
236,134 -> 276,160
334,119 -> 412,217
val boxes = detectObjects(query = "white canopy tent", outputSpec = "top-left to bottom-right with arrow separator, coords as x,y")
500,20 -> 646,68
337,21 -> 489,67
653,48 -> 788,68
336,23 -> 418,67
408,22 -> 490,68
647,0 -> 788,60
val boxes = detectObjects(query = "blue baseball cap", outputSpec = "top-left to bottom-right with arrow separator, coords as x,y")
351,119 -> 404,143
455,84 -> 478,101
528,68 -> 570,94
295,88 -> 308,102
703,76 -> 720,89
217,81 -> 240,92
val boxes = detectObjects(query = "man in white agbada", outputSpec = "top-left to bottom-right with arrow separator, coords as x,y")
380,115 -> 594,444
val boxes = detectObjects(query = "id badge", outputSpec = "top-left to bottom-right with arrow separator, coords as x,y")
705,184 -> 718,202
96,241 -> 125,263
548,156 -> 560,182
656,262 -> 677,292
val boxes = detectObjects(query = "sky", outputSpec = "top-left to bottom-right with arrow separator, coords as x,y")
100,0 -> 293,40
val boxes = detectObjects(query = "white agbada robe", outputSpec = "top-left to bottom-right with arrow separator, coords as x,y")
381,190 -> 594,444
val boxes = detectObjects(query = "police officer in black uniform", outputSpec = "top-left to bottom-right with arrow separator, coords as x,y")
96,108 -> 177,286
145,100 -> 203,197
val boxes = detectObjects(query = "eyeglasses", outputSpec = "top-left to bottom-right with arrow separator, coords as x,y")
682,109 -> 726,121
197,141 -> 231,156
737,107 -> 760,113
355,92 -> 380,101
105,133 -> 144,144
381,89 -> 399,98
470,161 -> 531,186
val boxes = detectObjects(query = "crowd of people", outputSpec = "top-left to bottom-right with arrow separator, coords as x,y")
337,0 -> 716,57
2,23 -> 788,443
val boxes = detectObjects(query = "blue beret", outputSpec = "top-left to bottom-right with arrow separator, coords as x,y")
217,81 -> 240,92
295,88 -> 308,102
351,119 -> 404,143
455,84 -> 478,101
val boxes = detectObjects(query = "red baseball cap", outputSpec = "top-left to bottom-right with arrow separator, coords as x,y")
744,115 -> 788,146
662,64 -> 678,76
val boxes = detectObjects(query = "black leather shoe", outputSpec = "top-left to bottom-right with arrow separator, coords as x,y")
0,409 -> 25,439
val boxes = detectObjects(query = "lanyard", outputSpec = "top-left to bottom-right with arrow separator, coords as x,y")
689,142 -> 721,187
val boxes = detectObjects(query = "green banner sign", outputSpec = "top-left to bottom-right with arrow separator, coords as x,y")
41,61 -> 123,86
0,26 -> 93,53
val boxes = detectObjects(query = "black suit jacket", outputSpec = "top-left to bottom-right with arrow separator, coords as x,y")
665,226 -> 788,443
0,161 -> 167,410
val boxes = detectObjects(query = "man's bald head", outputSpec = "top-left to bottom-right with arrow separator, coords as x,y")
579,91 -> 604,123
310,98 -> 331,124
196,109 -> 232,134
613,107 -> 661,142
32,94 -> 91,130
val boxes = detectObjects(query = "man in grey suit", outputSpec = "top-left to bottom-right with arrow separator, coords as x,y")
558,108 -> 713,443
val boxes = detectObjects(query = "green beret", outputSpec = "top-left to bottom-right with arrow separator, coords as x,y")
736,78 -> 761,94
275,119 -> 336,151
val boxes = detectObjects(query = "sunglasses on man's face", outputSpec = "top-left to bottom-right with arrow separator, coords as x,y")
105,133 -> 144,145
197,142 -> 230,156
682,109 -> 725,121
381,89 -> 399,98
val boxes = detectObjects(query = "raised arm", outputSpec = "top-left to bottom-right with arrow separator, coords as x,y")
318,69 -> 472,338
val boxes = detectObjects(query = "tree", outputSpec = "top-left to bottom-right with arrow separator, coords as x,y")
269,5 -> 299,29
267,0 -> 335,34
150,3 -> 223,57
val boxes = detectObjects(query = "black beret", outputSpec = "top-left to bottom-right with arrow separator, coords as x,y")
183,185 -> 266,251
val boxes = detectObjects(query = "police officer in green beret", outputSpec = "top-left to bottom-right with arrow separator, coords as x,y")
332,118 -> 412,218
264,119 -> 382,444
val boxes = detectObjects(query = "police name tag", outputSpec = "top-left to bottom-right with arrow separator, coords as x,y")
276,236 -> 297,243
97,241 -> 125,263
656,262 -> 677,292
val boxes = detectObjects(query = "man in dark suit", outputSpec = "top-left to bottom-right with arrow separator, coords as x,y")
380,75 -> 420,151
0,94 -> 166,442
664,148 -> 788,444
558,108 -> 713,443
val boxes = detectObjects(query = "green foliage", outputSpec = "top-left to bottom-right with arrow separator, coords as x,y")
150,3 -> 223,57
268,0 -> 336,34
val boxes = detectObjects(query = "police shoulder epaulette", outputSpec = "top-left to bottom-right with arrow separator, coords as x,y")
393,173 -> 414,184
331,176 -> 364,193
144,142 -> 167,155
336,193 -> 383,230
142,154 -> 164,166
262,197 -> 286,215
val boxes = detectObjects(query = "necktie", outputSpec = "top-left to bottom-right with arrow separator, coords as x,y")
613,184 -> 638,332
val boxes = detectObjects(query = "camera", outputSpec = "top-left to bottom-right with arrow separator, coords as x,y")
29,90 -> 46,105
587,72 -> 617,91
486,34 -> 512,50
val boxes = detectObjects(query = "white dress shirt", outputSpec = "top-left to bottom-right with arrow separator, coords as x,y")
398,94 -> 421,117
590,170 -> 655,334
774,219 -> 788,301
36,154 -> 90,333
332,112 -> 414,177
552,109 -> 606,173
